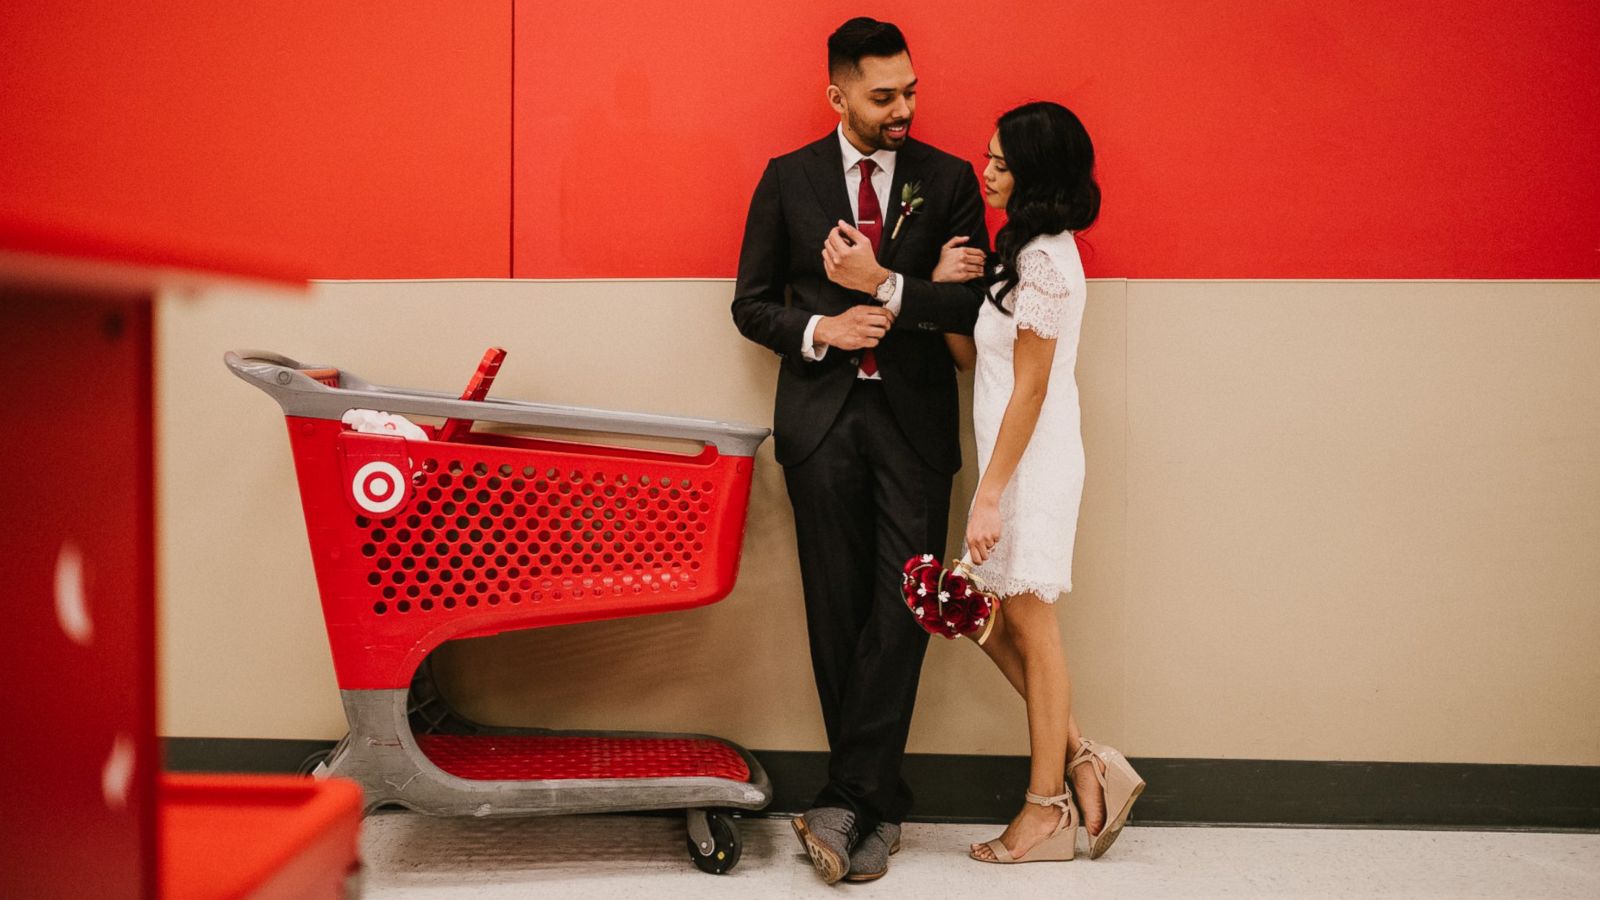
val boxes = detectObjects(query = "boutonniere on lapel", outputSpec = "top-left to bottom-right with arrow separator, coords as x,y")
890,181 -> 925,240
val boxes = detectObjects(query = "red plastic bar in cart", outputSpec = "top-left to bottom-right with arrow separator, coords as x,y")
437,346 -> 507,442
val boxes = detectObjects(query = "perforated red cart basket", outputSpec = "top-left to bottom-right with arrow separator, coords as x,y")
287,417 -> 758,690
228,349 -> 772,875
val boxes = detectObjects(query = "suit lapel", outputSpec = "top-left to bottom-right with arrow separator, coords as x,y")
802,133 -> 854,233
804,133 -> 927,268
879,139 -> 927,266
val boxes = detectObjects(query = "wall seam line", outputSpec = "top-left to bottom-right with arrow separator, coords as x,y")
305,278 -> 1600,286
508,0 -> 516,279
1121,277 -> 1132,750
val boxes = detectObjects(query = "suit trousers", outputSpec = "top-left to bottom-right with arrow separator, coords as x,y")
782,379 -> 952,828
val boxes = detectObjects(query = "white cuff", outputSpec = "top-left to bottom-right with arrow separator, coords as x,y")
801,314 -> 828,361
880,272 -> 904,316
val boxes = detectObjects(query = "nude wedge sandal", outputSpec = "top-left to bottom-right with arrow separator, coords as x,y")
969,789 -> 1078,864
1069,738 -> 1146,859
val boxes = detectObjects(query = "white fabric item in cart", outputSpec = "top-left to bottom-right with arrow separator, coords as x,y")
966,231 -> 1086,602
341,409 -> 430,441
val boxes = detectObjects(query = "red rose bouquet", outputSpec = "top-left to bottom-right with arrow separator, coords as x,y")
901,553 -> 999,644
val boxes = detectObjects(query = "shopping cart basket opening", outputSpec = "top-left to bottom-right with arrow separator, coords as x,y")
454,422 -> 715,461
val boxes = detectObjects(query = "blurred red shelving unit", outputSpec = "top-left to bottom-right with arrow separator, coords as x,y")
0,213 -> 361,898
161,775 -> 363,900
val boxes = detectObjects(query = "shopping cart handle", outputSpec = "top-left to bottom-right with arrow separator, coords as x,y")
224,350 -> 771,457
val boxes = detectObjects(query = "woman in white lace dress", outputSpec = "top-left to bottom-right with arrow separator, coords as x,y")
936,102 -> 1144,865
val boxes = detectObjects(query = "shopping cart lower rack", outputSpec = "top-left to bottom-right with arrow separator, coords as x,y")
227,348 -> 773,874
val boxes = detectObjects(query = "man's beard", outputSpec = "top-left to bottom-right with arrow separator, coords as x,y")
848,106 -> 912,151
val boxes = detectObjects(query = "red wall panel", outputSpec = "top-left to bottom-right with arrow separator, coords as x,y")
0,2 -> 512,279
4,3 -> 1593,281
514,0 -> 1600,279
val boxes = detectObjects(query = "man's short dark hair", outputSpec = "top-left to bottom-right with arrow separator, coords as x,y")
827,17 -> 909,81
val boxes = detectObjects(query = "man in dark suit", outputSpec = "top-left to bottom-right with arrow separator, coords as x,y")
731,16 -> 989,884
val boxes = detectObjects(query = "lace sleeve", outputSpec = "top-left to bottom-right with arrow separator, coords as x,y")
1012,248 -> 1070,339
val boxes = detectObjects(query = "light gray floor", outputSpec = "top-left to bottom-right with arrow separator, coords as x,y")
359,811 -> 1600,899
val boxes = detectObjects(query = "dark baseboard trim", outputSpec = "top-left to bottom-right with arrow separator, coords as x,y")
164,737 -> 335,776
162,738 -> 1599,831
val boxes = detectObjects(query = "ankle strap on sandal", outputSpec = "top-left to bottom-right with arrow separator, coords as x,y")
1069,740 -> 1112,801
1024,790 -> 1072,808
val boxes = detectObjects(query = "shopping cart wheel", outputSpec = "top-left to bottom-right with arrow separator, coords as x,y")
685,809 -> 741,874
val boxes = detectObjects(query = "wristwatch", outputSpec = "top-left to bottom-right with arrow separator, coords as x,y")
873,271 -> 899,303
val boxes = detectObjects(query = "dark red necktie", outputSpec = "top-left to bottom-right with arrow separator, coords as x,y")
856,158 -> 881,377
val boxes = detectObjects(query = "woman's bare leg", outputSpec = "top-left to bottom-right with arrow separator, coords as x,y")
969,599 -> 1107,840
970,592 -> 1076,860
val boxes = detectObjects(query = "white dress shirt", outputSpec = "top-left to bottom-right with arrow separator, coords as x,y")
801,126 -> 907,376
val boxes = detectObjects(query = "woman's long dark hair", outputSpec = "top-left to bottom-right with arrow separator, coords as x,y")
989,101 -> 1099,311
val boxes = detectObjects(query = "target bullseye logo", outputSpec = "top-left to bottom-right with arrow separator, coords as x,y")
352,461 -> 406,514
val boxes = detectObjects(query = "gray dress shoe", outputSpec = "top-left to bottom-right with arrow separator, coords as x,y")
791,807 -> 860,884
845,822 -> 903,883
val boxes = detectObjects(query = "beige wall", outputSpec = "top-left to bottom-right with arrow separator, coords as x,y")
157,278 -> 1600,765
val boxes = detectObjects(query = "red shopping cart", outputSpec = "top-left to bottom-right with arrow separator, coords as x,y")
227,348 -> 772,874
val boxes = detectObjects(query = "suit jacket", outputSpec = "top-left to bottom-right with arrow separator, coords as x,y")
731,132 -> 991,474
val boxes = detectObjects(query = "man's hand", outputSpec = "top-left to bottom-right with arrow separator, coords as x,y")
821,221 -> 891,294
814,305 -> 895,352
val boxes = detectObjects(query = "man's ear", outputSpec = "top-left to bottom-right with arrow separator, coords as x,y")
826,84 -> 846,115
